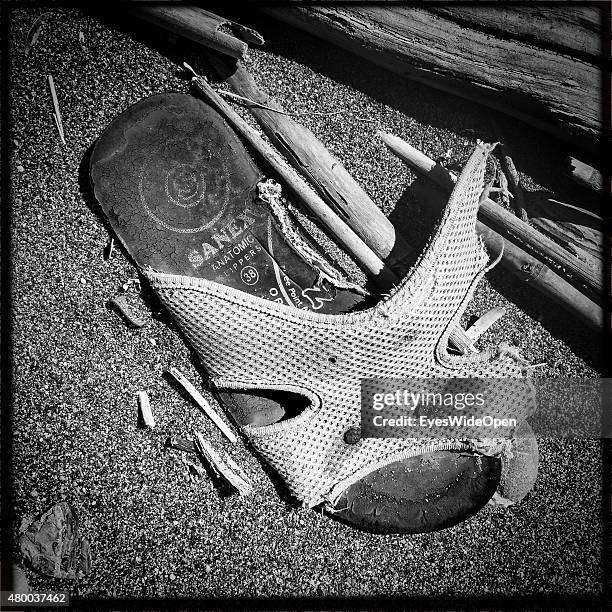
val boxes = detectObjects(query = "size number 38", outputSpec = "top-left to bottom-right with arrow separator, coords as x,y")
240,265 -> 259,286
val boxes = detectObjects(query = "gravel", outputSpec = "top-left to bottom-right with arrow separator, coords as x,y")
8,6 -> 604,603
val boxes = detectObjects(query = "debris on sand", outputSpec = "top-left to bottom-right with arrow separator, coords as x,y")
168,368 -> 237,444
19,502 -> 91,579
137,390 -> 155,428
108,294 -> 148,328
194,431 -> 252,496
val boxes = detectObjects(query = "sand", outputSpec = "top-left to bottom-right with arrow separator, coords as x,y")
6,5 -> 604,604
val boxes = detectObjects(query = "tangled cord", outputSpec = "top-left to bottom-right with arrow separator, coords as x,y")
257,179 -> 368,296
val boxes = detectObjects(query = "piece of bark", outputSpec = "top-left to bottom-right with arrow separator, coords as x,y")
125,5 -> 263,59
378,131 -> 603,297
108,294 -> 147,328
262,6 -> 601,151
567,157 -> 604,193
137,391 -> 155,428
166,436 -> 197,454
379,133 -> 603,329
168,367 -> 237,444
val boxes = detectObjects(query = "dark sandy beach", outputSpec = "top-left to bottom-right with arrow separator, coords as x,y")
5,5 -> 604,604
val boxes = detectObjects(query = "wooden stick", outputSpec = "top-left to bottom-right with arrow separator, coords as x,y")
169,367 -> 237,444
378,131 -> 603,296
137,391 -> 155,428
125,5 -> 263,59
105,237 -> 115,261
379,133 -> 603,328
465,307 -> 506,342
185,64 -> 397,287
495,142 -> 528,222
193,431 -> 253,496
206,58 -> 415,273
48,75 -> 65,145
526,198 -> 603,279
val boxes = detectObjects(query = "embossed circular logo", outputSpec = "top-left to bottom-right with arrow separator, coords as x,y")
165,164 -> 206,209
138,152 -> 231,234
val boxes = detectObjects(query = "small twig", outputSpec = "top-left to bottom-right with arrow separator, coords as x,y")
48,75 -> 66,145
493,129 -> 528,221
547,198 -> 603,222
168,367 -> 237,444
193,431 -> 253,496
24,13 -> 49,56
105,237 -> 114,260
216,88 -> 344,118
137,391 -> 155,428
184,62 -> 374,122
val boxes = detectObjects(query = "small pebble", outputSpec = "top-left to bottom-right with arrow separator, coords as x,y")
30,489 -> 38,498
16,165 -> 24,173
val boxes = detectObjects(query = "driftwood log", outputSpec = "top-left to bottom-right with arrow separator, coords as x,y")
428,6 -> 601,63
378,132 -> 603,297
527,198 -> 603,277
261,5 -> 603,152
125,4 -> 263,59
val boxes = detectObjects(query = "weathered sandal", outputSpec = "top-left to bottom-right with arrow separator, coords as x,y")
90,93 -> 535,533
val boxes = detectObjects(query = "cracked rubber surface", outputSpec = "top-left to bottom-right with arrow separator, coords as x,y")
332,452 -> 501,534
90,93 -> 500,534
